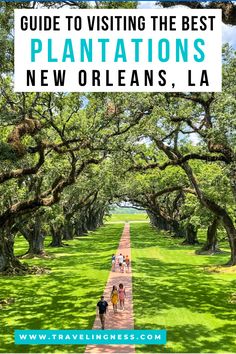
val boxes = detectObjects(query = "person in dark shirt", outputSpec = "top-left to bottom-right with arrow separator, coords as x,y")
97,295 -> 108,329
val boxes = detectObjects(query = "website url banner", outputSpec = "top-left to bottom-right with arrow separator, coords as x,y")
15,329 -> 166,345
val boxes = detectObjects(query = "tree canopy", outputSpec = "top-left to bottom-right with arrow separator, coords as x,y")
0,2 -> 236,273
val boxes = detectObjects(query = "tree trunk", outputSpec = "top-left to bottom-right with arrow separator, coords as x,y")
27,232 -> 45,255
0,227 -> 26,273
147,210 -> 184,238
182,223 -> 199,245
222,213 -> 236,265
62,221 -> 74,240
228,164 -> 236,202
48,225 -> 63,247
206,218 -> 219,252
21,217 -> 45,256
87,210 -> 101,231
197,218 -> 220,254
147,210 -> 170,231
169,219 -> 185,238
76,221 -> 88,236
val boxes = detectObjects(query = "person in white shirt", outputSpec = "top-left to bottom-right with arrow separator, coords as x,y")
118,253 -> 123,272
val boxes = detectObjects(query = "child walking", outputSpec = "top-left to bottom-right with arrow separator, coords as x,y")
118,283 -> 126,310
125,255 -> 130,272
121,261 -> 125,273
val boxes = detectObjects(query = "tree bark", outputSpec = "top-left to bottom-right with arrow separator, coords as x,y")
222,213 -> 236,266
87,209 -> 104,231
62,221 -> 74,240
147,210 -> 168,230
27,234 -> 45,255
0,226 -> 26,273
197,218 -> 219,254
182,223 -> 199,245
170,220 -> 185,238
48,225 -> 64,247
20,217 -> 45,256
75,222 -> 88,236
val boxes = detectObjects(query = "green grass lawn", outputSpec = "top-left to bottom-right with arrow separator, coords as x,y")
106,213 -> 148,223
0,224 -> 123,353
2,222 -> 236,354
131,223 -> 236,353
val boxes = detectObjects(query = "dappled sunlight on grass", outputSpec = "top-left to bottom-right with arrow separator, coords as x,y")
0,224 -> 123,353
2,222 -> 235,353
131,223 -> 236,353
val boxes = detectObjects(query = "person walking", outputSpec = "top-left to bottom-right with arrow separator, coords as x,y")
110,285 -> 118,313
118,253 -> 123,272
118,283 -> 126,310
97,295 -> 108,329
125,255 -> 130,272
111,254 -> 116,272
121,261 -> 125,273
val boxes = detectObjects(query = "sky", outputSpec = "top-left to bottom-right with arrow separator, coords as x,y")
138,1 -> 236,49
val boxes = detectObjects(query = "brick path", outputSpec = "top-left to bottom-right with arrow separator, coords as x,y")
85,223 -> 135,353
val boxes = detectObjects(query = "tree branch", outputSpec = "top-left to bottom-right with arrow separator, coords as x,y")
0,146 -> 45,184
